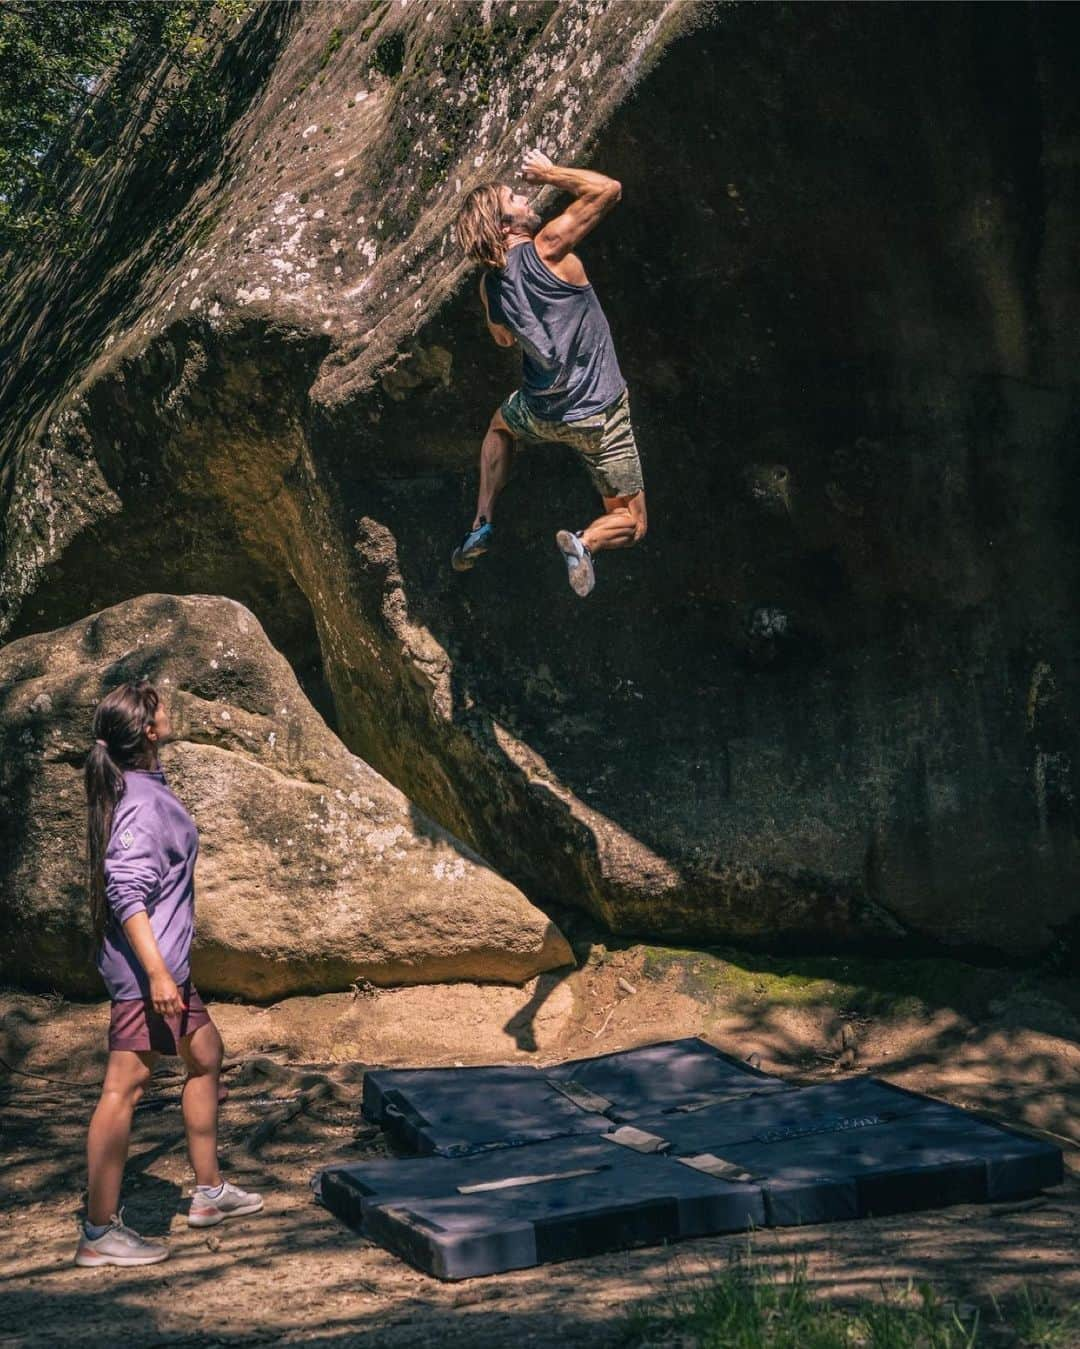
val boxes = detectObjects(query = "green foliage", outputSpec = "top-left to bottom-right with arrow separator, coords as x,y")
619,1253 -> 1075,1349
0,0 -> 251,256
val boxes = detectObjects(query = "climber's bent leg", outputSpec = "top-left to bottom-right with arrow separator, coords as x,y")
555,389 -> 646,596
580,491 -> 648,553
556,492 -> 646,599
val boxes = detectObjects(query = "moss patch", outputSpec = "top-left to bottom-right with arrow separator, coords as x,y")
371,31 -> 405,79
639,943 -> 1079,1025
318,27 -> 343,70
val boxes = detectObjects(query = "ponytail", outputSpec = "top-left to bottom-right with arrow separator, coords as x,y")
85,742 -> 126,947
84,681 -> 160,946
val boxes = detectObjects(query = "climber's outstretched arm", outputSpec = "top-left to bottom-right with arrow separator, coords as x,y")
522,149 -> 622,264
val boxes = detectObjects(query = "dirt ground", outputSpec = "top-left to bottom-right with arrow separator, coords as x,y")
1,943 -> 1077,1347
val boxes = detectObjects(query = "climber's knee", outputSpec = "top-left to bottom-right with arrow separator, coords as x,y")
605,491 -> 647,545
489,406 -> 513,438
628,491 -> 648,544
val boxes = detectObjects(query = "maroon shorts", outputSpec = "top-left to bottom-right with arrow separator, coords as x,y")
108,981 -> 212,1055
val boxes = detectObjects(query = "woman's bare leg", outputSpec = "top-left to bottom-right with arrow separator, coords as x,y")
86,1049 -> 156,1224
177,1020 -> 224,1189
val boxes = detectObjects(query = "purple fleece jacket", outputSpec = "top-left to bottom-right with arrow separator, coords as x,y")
97,769 -> 199,1002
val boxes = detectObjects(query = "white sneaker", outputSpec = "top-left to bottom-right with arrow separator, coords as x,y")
555,529 -> 596,597
188,1180 -> 264,1228
74,1210 -> 169,1267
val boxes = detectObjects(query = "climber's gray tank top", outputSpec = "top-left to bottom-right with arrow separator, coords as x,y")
484,241 -> 625,423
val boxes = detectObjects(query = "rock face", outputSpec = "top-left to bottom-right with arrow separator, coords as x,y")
2,3 -> 1079,964
0,594 -> 572,998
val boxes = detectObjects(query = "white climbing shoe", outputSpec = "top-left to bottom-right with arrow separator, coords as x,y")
555,529 -> 596,597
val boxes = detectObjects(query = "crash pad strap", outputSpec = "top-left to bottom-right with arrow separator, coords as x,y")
457,1165 -> 605,1195
544,1078 -> 615,1115
606,1125 -> 671,1154
671,1088 -> 781,1114
677,1153 -> 758,1183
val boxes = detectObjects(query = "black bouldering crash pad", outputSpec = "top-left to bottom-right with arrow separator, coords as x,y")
360,1038 -> 784,1154
317,1042 -> 1063,1279
361,1063 -> 613,1156
320,1135 -> 763,1280
608,1078 -> 1063,1227
548,1036 -> 791,1120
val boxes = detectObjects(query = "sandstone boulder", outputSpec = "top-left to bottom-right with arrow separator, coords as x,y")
0,594 -> 572,998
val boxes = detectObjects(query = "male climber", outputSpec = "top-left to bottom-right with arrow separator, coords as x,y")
451,148 -> 646,597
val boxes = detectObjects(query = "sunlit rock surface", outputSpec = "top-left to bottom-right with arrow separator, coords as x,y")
0,594 -> 572,997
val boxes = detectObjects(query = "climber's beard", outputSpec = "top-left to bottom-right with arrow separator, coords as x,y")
506,203 -> 542,237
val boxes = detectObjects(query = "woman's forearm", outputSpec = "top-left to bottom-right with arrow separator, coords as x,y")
122,911 -> 182,1014
121,910 -> 169,979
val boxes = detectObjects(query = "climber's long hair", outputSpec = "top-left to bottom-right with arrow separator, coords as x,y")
455,182 -> 508,269
85,681 -> 160,947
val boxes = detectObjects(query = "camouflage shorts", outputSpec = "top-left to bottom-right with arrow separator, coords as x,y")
499,388 -> 645,500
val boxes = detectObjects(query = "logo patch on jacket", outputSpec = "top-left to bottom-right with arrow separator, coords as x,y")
120,829 -> 135,850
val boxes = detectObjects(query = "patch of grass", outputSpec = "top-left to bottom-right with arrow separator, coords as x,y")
619,1254 -> 979,1348
619,1254 -> 1078,1349
1002,1285 -> 1080,1348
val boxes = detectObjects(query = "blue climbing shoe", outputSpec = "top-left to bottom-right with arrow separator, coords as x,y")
555,529 -> 595,597
451,518 -> 493,572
